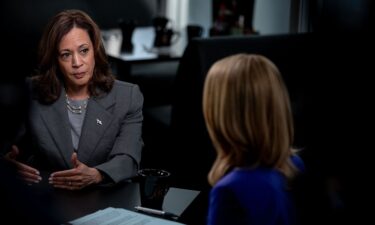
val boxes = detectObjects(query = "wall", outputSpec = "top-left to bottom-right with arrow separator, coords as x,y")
166,0 -> 189,32
311,0 -> 373,33
253,0 -> 292,35
188,0 -> 212,37
166,0 -> 211,39
187,0 -> 294,36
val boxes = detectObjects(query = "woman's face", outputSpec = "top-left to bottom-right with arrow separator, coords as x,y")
57,27 -> 95,92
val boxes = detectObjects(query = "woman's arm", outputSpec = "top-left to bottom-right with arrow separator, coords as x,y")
95,84 -> 144,183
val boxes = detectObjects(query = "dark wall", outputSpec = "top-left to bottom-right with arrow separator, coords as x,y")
309,0 -> 374,33
0,0 -> 158,78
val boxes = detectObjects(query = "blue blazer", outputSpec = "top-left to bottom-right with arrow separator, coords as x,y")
23,80 -> 143,183
207,156 -> 305,225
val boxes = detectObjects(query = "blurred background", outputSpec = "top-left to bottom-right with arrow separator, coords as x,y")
1,0 -> 373,77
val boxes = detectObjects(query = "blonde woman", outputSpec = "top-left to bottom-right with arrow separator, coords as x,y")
203,54 -> 304,225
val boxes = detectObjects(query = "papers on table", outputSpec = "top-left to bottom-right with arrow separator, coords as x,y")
68,207 -> 185,225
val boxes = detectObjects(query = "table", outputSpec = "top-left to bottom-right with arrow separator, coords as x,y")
33,178 -> 200,224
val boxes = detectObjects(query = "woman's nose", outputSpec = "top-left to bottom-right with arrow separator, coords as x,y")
72,53 -> 83,67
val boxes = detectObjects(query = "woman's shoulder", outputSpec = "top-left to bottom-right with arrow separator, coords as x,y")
109,80 -> 143,102
213,168 -> 286,203
112,80 -> 139,90
217,168 -> 276,188
291,154 -> 305,172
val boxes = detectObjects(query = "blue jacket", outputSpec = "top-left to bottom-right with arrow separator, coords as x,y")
207,155 -> 304,225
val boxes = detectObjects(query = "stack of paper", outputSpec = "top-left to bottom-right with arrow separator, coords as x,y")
68,207 -> 185,225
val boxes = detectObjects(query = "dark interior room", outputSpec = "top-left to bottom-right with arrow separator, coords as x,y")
0,0 -> 373,224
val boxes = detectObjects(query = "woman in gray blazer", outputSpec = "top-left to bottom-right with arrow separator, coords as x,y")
5,9 -> 143,190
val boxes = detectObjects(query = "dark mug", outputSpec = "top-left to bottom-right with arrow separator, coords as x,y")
119,19 -> 136,53
154,29 -> 179,47
153,17 -> 170,31
138,168 -> 171,210
187,25 -> 203,42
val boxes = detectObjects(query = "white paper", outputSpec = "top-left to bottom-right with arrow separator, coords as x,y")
69,207 -> 185,225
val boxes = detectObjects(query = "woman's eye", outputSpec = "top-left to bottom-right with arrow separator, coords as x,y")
81,48 -> 89,55
60,53 -> 70,60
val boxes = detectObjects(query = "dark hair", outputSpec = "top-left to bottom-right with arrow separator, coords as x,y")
33,9 -> 114,104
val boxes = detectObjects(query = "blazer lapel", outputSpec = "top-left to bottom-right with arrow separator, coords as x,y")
77,94 -> 115,163
39,91 -> 73,168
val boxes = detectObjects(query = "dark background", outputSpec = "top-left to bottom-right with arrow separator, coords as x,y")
1,0 -> 374,77
0,1 -> 374,224
0,0 -> 159,77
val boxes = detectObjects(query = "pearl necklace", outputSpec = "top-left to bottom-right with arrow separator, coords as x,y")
65,94 -> 89,114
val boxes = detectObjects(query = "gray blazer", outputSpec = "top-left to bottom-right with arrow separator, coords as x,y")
26,80 -> 143,183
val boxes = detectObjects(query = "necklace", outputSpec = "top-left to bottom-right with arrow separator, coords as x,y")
65,94 -> 89,114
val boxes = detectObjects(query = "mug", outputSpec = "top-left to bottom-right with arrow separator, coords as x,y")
153,17 -> 170,31
138,168 -> 171,210
152,16 -> 179,47
187,25 -> 203,42
118,19 -> 136,52
153,29 -> 180,47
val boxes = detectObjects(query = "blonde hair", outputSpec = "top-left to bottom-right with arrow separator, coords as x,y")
203,54 -> 297,186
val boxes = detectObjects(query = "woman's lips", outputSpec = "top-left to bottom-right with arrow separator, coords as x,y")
72,72 -> 85,79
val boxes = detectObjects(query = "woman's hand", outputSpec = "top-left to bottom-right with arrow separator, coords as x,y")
49,152 -> 103,190
4,145 -> 42,184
